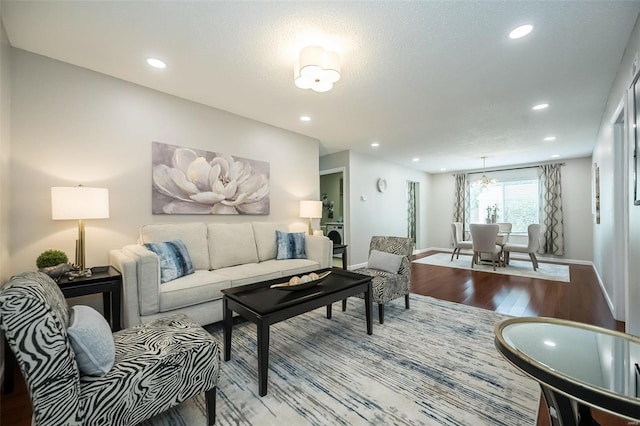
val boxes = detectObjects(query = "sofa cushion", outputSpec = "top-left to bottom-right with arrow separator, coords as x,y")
260,259 -> 320,277
159,270 -> 231,312
251,222 -> 289,261
208,223 -> 259,269
143,239 -> 194,283
67,305 -> 115,376
276,231 -> 307,260
140,223 -> 210,271
214,262 -> 284,287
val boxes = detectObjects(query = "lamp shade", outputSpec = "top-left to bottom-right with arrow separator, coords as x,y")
299,200 -> 322,219
51,187 -> 110,220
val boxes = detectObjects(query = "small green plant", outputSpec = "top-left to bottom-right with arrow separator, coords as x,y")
36,249 -> 69,269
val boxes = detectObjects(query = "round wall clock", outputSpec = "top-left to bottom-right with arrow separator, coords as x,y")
376,178 -> 387,193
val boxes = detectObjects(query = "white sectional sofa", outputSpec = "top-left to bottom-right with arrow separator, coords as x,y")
110,222 -> 332,328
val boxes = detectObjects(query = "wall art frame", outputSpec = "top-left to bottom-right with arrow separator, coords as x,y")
151,141 -> 270,215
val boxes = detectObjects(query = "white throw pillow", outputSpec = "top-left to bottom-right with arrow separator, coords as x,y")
67,305 -> 115,376
252,222 -> 289,261
367,249 -> 403,274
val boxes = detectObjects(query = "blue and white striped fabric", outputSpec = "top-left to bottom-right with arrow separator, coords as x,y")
144,239 -> 194,283
275,231 -> 307,260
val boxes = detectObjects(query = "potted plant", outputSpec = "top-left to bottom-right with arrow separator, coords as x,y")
36,249 -> 72,278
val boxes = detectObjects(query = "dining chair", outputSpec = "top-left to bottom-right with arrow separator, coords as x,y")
469,224 -> 502,271
450,222 -> 473,261
503,224 -> 541,270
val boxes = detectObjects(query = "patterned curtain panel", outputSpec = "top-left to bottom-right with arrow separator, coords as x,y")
453,174 -> 470,239
538,164 -> 564,255
407,181 -> 418,246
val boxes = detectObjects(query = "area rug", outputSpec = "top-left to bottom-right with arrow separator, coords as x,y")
142,295 -> 540,425
414,252 -> 570,283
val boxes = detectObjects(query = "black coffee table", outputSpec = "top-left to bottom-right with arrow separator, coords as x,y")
222,267 -> 373,396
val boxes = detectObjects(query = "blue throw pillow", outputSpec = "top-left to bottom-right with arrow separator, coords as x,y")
276,231 -> 307,260
144,239 -> 194,283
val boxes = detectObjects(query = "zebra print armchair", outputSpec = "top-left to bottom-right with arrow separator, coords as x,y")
0,271 -> 220,426
351,236 -> 414,324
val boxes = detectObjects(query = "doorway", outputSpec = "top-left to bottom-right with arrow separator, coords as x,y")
320,169 -> 345,244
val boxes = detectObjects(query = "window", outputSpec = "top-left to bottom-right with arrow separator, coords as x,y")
469,169 -> 539,233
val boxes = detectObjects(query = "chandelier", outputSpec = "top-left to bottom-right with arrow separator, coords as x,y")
294,46 -> 341,93
474,157 -> 496,189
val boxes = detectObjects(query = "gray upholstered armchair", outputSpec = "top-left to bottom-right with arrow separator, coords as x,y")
349,236 -> 414,324
0,271 -> 220,426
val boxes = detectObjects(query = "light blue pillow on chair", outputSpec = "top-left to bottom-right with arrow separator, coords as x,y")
67,305 -> 115,376
144,239 -> 194,283
276,231 -> 307,260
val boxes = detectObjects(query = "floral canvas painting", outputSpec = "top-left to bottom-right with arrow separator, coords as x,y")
152,142 -> 270,215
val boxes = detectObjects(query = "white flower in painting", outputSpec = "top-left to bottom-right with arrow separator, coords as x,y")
153,148 -> 269,214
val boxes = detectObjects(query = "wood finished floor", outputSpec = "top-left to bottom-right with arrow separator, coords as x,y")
0,251 -> 634,425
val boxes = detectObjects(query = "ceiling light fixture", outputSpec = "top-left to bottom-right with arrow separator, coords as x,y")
473,157 -> 496,190
544,136 -> 556,141
551,154 -> 560,158
509,24 -> 534,39
146,58 -> 167,69
294,46 -> 341,93
532,103 -> 549,111
412,157 -> 420,162
300,115 -> 311,122
371,142 -> 380,148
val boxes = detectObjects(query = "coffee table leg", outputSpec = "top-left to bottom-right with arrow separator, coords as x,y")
326,303 -> 332,319
365,284 -> 373,335
257,321 -> 270,396
223,296 -> 232,361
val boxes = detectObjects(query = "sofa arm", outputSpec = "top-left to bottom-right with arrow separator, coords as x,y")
110,249 -> 142,328
120,245 -> 162,322
305,235 -> 333,269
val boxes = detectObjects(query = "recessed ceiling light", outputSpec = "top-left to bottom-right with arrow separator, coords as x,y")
532,103 -> 549,111
371,142 -> 380,148
146,58 -> 167,69
544,136 -> 556,141
412,158 -> 420,162
300,115 -> 311,122
543,340 -> 556,347
551,154 -> 560,158
440,168 -> 447,172
509,24 -> 534,39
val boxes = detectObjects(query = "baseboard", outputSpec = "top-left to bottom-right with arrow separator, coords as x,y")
424,247 -> 592,266
591,264 -> 616,319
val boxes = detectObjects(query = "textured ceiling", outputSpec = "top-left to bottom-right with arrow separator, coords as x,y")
2,1 -> 639,173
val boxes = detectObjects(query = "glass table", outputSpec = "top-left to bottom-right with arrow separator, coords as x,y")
495,317 -> 640,425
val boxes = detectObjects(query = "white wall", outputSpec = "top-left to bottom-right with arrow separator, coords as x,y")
347,151 -> 430,265
428,157 -> 594,262
9,49 -> 321,276
593,16 -> 640,330
0,9 -> 9,283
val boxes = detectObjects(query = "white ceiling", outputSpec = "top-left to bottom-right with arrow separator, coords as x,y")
2,1 -> 639,173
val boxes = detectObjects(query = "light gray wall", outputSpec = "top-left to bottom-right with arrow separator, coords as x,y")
593,15 -> 640,330
0,9 -> 10,284
347,151 -> 430,266
428,157 -> 594,262
10,49 -> 321,276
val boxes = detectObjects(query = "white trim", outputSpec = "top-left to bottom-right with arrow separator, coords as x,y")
592,264 -> 616,318
424,247 -> 592,265
320,167 -> 345,176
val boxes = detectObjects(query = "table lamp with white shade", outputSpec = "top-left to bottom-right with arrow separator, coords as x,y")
299,200 -> 322,235
51,186 -> 110,277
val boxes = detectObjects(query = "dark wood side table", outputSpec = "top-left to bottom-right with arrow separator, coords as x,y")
57,266 -> 123,332
333,244 -> 348,270
3,266 -> 123,394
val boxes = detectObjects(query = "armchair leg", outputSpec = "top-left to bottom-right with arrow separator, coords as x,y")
342,299 -> 347,311
470,252 -> 475,269
529,253 -> 539,271
378,303 -> 384,324
205,387 -> 216,425
405,294 -> 410,309
451,248 -> 457,261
